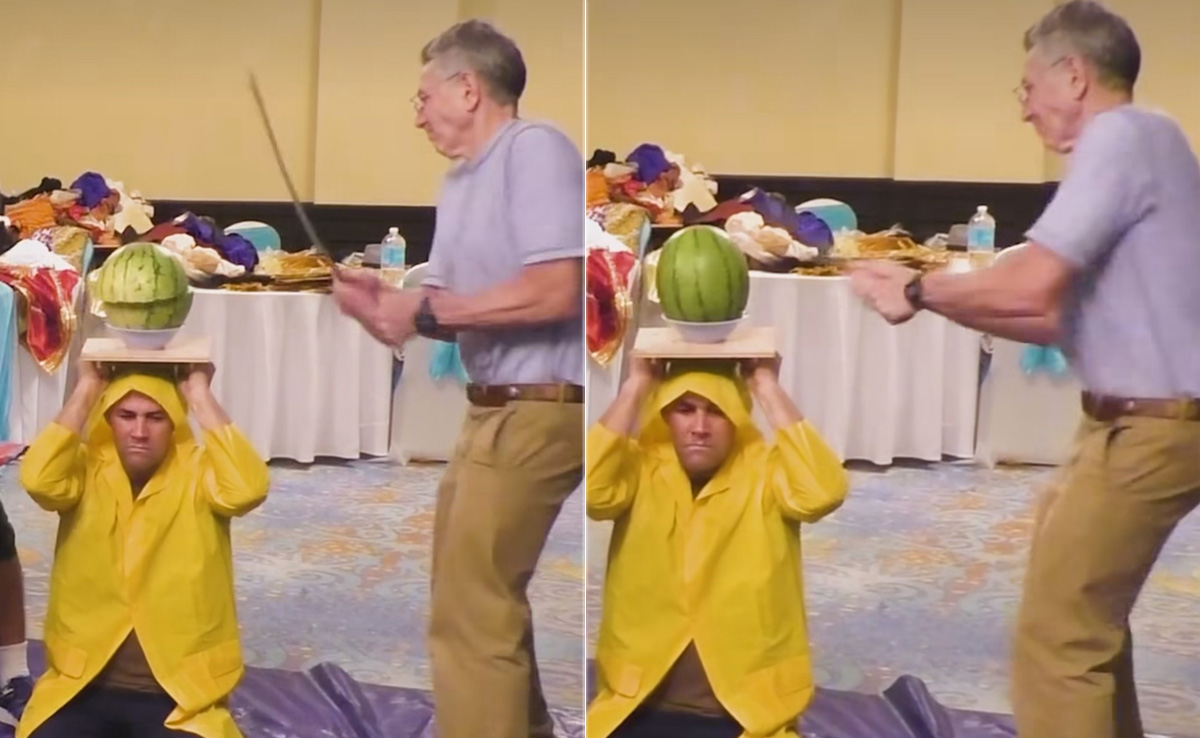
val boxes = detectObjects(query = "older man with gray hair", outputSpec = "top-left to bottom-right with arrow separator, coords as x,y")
332,18 -> 583,738
849,2 -> 1200,737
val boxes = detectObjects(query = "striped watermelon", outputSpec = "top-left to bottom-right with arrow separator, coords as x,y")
94,243 -> 193,330
655,225 -> 749,322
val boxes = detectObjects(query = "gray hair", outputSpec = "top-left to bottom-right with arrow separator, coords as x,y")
421,19 -> 526,108
1024,0 -> 1140,92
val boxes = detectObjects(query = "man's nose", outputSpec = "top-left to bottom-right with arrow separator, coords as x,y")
131,419 -> 149,438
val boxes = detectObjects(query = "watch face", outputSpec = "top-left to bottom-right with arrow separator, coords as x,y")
905,279 -> 922,307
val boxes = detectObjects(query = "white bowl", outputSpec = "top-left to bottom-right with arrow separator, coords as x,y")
664,316 -> 744,343
107,326 -> 180,350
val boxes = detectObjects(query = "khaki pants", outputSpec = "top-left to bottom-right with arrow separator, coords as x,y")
428,400 -> 583,738
1012,415 -> 1200,738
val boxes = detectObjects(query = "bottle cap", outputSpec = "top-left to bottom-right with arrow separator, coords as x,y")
388,227 -> 399,235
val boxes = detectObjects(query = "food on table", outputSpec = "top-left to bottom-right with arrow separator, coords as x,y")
793,263 -> 843,277
256,249 -> 334,280
92,242 -> 193,330
656,225 -> 749,322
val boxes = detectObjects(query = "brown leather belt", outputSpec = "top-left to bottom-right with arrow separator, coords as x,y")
1081,392 -> 1200,422
466,383 -> 584,407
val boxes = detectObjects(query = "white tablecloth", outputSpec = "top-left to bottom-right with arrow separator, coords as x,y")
175,290 -> 393,462
389,335 -> 469,464
8,334 -> 76,444
10,289 -> 394,463
975,337 -> 1082,467
588,272 -> 982,465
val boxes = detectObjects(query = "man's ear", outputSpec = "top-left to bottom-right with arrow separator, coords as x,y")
461,71 -> 484,112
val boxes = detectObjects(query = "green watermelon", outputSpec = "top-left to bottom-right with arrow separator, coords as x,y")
655,225 -> 749,322
103,291 -> 194,330
94,243 -> 193,330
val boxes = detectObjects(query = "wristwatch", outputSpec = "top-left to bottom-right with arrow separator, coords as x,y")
904,274 -> 925,311
414,295 -> 440,337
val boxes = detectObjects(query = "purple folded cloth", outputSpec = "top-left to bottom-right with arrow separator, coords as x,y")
174,213 -> 259,271
71,172 -> 112,209
626,144 -> 672,183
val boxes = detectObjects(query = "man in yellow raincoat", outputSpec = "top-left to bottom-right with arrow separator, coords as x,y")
587,357 -> 849,738
15,359 -> 269,738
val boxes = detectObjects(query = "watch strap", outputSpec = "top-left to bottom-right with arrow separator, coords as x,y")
904,275 -> 925,311
415,295 -> 439,337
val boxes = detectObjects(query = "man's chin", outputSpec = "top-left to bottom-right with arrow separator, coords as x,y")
681,456 -> 721,478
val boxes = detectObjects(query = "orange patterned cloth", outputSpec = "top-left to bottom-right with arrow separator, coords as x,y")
4,196 -> 57,239
587,247 -> 638,367
586,169 -> 610,208
0,266 -> 81,374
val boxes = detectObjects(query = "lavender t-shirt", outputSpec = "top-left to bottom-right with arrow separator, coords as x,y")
423,119 -> 583,386
1027,105 -> 1200,397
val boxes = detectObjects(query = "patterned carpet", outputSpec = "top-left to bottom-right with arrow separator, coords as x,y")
8,454 -> 1199,735
588,461 -> 1200,737
1,457 -> 586,725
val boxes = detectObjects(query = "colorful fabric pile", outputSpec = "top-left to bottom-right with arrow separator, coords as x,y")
2,172 -> 155,248
586,144 -> 718,225
688,187 -> 835,263
142,213 -> 258,274
1,173 -> 260,279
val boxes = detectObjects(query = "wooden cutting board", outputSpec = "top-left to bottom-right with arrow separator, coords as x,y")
81,336 -> 213,364
632,326 -> 777,359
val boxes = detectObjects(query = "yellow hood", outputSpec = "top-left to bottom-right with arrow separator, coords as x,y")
637,360 -> 764,468
85,371 -> 195,461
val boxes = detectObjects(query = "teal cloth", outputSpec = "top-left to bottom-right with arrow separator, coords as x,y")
0,283 -> 14,441
1020,344 -> 1070,378
428,340 -> 469,384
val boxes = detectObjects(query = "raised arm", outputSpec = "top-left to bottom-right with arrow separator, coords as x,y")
179,364 -> 269,518
744,358 -> 849,523
587,359 -> 659,521
851,113 -> 1147,334
19,361 -> 106,512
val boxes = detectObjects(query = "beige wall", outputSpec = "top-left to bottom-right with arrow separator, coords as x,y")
587,0 -> 1200,183
0,0 -> 584,205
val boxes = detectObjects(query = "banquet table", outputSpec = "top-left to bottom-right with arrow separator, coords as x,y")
589,271 -> 982,465
8,288 -> 394,463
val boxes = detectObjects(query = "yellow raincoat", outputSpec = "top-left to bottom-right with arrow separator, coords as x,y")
16,373 -> 269,738
586,368 -> 849,738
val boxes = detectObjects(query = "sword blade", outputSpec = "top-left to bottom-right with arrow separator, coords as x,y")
248,73 -> 335,263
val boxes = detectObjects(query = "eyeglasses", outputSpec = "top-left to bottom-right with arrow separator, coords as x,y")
1013,56 -> 1069,104
411,71 -> 466,111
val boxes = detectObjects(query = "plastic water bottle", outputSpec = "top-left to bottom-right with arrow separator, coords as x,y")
380,227 -> 407,286
967,205 -> 996,268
